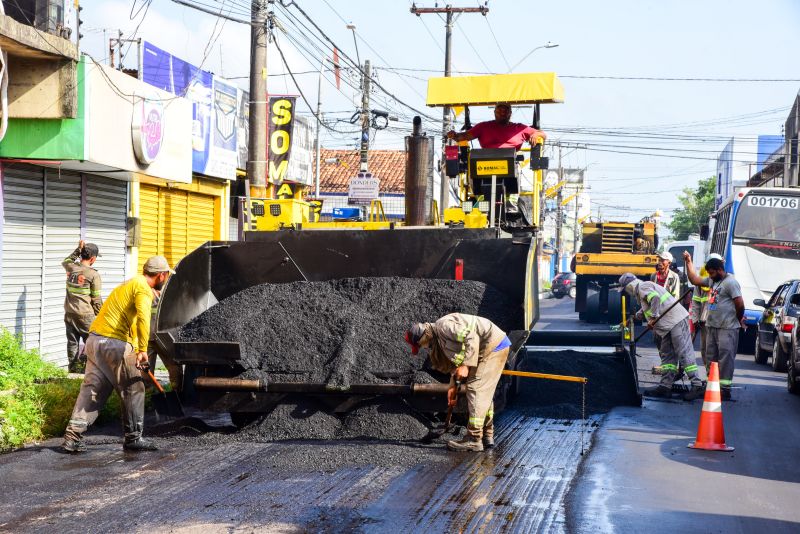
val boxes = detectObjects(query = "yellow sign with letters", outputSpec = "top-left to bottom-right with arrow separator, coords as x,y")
476,161 -> 509,176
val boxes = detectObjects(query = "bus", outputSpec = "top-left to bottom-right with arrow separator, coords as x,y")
706,187 -> 800,349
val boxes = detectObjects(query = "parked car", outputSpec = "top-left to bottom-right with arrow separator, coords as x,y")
786,292 -> 800,395
754,280 -> 800,372
551,272 -> 577,299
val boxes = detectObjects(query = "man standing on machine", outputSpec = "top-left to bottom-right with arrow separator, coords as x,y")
446,103 -> 547,149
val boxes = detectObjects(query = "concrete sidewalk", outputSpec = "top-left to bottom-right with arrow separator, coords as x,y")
568,345 -> 800,532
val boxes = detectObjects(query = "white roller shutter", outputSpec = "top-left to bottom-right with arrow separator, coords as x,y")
40,170 -> 82,364
0,166 -> 45,353
84,175 -> 128,299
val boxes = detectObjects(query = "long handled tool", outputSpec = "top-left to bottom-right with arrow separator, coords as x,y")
145,369 -> 184,417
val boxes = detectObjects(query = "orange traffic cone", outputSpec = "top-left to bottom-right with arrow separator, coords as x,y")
688,362 -> 734,451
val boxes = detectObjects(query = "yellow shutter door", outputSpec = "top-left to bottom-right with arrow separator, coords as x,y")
187,191 -> 216,251
137,184 -> 218,273
138,184 -> 161,273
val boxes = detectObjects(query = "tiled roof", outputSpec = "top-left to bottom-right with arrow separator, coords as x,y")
314,149 -> 406,194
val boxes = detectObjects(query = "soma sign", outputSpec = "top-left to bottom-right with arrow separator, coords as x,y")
267,96 -> 296,184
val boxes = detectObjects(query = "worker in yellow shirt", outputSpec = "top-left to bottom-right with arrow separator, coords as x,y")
62,256 -> 174,453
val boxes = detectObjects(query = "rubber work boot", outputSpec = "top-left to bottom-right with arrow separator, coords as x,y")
61,439 -> 86,453
123,438 -> 158,451
482,436 -> 495,449
683,385 -> 705,401
446,436 -> 484,452
642,384 -> 672,398
721,388 -> 732,401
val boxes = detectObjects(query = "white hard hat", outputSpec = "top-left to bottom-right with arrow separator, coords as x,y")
706,253 -> 723,262
657,251 -> 673,263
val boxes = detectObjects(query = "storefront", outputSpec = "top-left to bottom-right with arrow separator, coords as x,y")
0,57 -> 193,365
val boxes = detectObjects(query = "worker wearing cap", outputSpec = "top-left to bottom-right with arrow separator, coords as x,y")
683,251 -> 744,401
619,273 -> 704,400
650,251 -> 680,299
690,265 -> 712,369
62,240 -> 103,373
62,256 -> 175,453
406,313 -> 510,452
446,103 -> 547,150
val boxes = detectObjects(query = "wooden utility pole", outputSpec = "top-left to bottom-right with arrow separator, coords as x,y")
410,3 -> 488,216
359,60 -> 371,172
248,0 -> 272,199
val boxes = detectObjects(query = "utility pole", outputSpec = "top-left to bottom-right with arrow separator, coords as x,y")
555,144 -> 564,272
359,60 -> 371,172
248,0 -> 272,200
315,58 -> 323,198
410,3 -> 488,216
573,190 -> 581,256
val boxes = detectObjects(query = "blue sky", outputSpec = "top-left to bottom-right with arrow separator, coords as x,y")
82,0 -> 800,224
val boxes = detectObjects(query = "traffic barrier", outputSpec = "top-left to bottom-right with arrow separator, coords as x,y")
688,362 -> 734,451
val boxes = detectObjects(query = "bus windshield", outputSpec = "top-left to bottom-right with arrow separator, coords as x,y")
734,193 -> 800,242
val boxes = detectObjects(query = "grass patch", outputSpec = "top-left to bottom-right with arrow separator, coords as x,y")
0,327 -> 66,451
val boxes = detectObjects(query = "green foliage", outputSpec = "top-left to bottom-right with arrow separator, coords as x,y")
667,176 -> 716,240
0,328 -> 66,451
35,379 -> 122,437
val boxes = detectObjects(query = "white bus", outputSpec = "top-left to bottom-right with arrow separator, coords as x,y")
706,187 -> 800,348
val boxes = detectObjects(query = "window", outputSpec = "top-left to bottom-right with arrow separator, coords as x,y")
710,204 -> 731,256
770,285 -> 788,307
668,245 -> 693,272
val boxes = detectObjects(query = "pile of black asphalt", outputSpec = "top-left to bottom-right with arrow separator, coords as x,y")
177,277 -> 519,387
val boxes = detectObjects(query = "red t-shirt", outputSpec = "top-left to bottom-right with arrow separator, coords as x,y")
468,121 -> 542,149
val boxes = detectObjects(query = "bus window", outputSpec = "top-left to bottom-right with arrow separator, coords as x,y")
735,194 -> 800,242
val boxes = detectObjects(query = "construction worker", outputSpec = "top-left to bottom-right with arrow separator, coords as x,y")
446,103 -> 547,150
147,288 -> 183,391
690,264 -> 712,369
618,273 -> 704,400
405,313 -> 510,452
651,250 -> 680,299
683,251 -> 744,401
62,240 -> 102,373
62,256 -> 174,453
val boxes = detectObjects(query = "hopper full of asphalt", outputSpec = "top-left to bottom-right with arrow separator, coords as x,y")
176,277 -> 518,387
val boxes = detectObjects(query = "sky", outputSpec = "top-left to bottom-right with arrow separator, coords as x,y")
81,0 -> 800,226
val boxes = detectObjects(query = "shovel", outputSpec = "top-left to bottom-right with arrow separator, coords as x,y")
420,380 -> 463,443
145,369 -> 184,418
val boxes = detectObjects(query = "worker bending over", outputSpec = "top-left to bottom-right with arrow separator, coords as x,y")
62,256 -> 174,453
618,273 -> 704,400
446,103 -> 547,150
683,251 -> 744,401
405,313 -> 510,452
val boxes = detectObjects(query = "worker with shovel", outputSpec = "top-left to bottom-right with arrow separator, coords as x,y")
618,273 -> 704,400
405,313 -> 510,452
62,256 -> 174,453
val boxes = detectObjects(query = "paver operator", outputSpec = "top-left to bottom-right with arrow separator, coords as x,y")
618,273 -> 704,400
62,240 -> 103,373
62,256 -> 174,453
683,251 -> 744,401
405,313 -> 511,452
446,103 -> 547,150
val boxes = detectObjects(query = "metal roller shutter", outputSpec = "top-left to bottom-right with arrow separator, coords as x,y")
137,185 -> 217,272
0,166 -> 45,352
84,175 -> 128,298
40,170 -> 82,364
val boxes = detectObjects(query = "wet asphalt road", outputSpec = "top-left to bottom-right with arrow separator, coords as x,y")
5,296 -> 796,532
0,296 -> 601,534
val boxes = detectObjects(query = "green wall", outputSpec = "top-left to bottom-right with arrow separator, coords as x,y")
0,58 -> 85,159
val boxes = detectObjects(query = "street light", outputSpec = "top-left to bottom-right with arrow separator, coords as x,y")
346,23 -> 361,68
507,41 -> 559,73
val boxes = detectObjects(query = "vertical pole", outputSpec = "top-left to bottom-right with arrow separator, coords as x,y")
573,189 -> 580,257
360,60 -> 371,172
248,0 -> 269,200
137,38 -> 143,81
555,144 -> 563,272
489,175 -> 497,228
440,10 -> 453,217
315,59 -> 323,198
117,30 -> 123,70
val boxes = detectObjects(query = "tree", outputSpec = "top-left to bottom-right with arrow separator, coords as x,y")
667,176 -> 716,240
